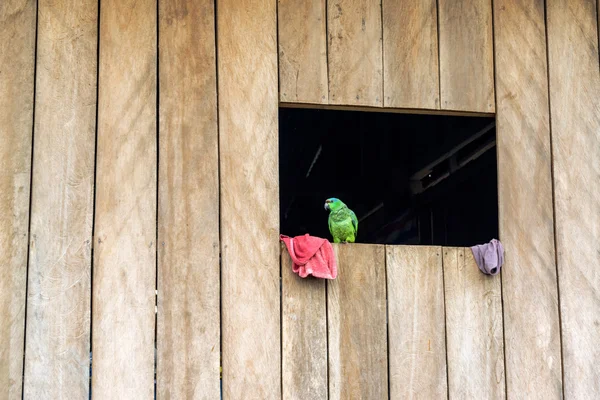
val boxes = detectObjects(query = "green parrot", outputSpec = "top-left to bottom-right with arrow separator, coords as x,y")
324,198 -> 358,243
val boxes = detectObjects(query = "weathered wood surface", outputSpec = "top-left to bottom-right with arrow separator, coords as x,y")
281,246 -> 327,400
383,0 -> 439,109
547,0 -> 600,398
493,0 -> 563,397
22,0 -> 96,398
217,0 -> 280,398
438,0 -> 495,112
278,0 -> 328,104
443,248 -> 505,399
157,0 -> 220,398
327,0 -> 383,106
328,244 -> 387,400
0,1 -> 36,398
92,0 -> 157,397
386,246 -> 447,398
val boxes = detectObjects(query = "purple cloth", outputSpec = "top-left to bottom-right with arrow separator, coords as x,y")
470,239 -> 504,276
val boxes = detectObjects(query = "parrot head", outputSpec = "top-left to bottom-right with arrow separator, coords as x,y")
324,198 -> 344,212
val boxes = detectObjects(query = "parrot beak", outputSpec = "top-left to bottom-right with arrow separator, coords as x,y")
324,203 -> 329,211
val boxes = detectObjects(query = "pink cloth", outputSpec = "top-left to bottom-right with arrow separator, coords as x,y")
471,239 -> 504,276
280,234 -> 337,279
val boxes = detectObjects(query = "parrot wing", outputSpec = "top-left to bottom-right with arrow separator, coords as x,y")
328,213 -> 334,236
350,209 -> 358,236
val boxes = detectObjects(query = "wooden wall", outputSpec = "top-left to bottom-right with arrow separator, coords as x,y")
157,0 -> 220,398
279,0 -> 495,113
24,0 -> 96,398
278,1 -> 600,398
282,245 -> 505,399
217,0 -> 280,398
92,0 -> 157,397
493,0 -> 562,397
1,0 -> 600,399
547,0 -> 600,397
0,1 -> 36,398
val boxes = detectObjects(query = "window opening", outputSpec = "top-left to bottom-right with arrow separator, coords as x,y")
279,107 -> 498,246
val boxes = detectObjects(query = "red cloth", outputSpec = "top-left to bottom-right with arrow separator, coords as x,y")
280,234 -> 337,279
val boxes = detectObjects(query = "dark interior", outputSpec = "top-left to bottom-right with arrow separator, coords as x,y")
279,107 -> 498,246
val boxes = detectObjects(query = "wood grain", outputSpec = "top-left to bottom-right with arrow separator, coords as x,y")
22,0 -> 96,398
386,246 -> 447,399
217,0 -> 280,398
546,0 -> 600,397
327,0 -> 383,106
382,0 -> 439,109
328,244 -> 387,400
156,0 -> 220,398
443,248 -> 505,399
0,1 -> 36,398
281,245 -> 327,400
278,0 -> 328,104
438,0 -> 495,112
493,0 -> 563,397
92,0 -> 156,397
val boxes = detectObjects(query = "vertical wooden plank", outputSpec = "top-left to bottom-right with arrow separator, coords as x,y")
281,246 -> 327,400
547,0 -> 600,398
328,0 -> 383,106
22,0 -> 96,398
156,0 -> 219,398
0,1 -> 36,398
382,0 -> 440,109
278,0 -> 328,104
493,0 -> 563,397
386,246 -> 447,399
443,248 -> 504,399
92,0 -> 156,397
438,0 -> 495,113
328,244 -> 387,400
217,0 -> 280,398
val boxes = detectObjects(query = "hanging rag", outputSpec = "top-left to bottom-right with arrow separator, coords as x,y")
280,234 -> 337,279
470,239 -> 504,276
